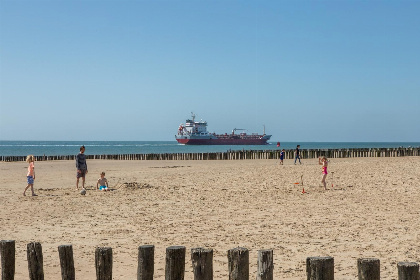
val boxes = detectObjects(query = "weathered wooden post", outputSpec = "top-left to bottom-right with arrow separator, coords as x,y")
137,245 -> 154,280
27,242 -> 44,280
58,245 -> 75,280
95,247 -> 112,280
398,262 -> 419,280
165,246 -> 186,280
357,258 -> 380,280
1,240 -> 15,280
228,247 -> 249,280
306,256 -> 334,280
256,249 -> 273,280
191,248 -> 213,280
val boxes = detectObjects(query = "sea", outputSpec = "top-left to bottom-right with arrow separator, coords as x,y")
0,141 -> 419,157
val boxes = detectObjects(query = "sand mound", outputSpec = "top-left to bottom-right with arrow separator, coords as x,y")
116,182 -> 153,190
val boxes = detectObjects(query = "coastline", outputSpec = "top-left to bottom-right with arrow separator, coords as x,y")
1,140 -> 420,157
1,146 -> 419,162
1,157 -> 419,279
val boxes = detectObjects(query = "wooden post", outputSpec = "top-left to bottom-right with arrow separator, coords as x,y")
137,245 -> 154,280
165,246 -> 186,280
58,245 -> 75,280
256,249 -> 273,280
27,242 -> 44,280
357,258 -> 380,280
1,240 -> 15,280
227,247 -> 249,280
306,256 -> 334,280
191,248 -> 213,280
95,247 -> 112,280
398,262 -> 419,280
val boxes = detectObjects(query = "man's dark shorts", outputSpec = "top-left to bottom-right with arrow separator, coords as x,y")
77,169 -> 87,178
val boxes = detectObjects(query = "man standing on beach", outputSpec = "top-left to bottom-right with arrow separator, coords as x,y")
76,145 -> 88,190
294,145 -> 301,164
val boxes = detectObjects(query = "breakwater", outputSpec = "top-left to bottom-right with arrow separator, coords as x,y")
1,240 -> 419,280
1,147 -> 419,162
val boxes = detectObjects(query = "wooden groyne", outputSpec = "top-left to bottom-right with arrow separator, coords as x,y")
1,147 -> 419,162
1,240 -> 419,280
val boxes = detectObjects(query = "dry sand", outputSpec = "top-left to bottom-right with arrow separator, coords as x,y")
0,157 -> 419,279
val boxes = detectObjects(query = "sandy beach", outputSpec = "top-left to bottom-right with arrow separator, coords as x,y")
0,157 -> 419,279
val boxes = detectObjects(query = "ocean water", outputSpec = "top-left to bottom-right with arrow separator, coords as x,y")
0,141 -> 419,156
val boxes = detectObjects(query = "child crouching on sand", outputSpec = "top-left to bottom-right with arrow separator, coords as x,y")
24,155 -> 37,196
97,172 -> 109,191
318,156 -> 328,190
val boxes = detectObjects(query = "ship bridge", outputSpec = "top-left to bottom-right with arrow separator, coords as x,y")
184,119 -> 208,135
179,113 -> 209,136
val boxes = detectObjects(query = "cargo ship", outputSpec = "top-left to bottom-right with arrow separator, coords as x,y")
175,113 -> 271,145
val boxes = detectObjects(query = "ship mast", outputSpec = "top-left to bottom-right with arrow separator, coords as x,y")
191,112 -> 196,122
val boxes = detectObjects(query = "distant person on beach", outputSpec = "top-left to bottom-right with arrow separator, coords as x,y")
23,155 -> 37,196
318,156 -> 328,190
96,172 -> 109,191
294,145 -> 301,164
280,149 -> 285,165
76,145 -> 88,190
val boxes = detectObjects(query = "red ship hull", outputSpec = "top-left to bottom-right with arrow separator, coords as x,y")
176,138 -> 270,145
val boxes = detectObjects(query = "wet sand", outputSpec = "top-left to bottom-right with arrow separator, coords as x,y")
1,157 -> 419,279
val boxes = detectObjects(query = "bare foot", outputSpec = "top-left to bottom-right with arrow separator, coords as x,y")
23,192 -> 26,196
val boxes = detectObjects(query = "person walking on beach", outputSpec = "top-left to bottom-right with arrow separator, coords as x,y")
280,149 -> 285,165
76,145 -> 88,190
294,145 -> 301,164
96,172 -> 109,191
319,156 -> 328,190
23,155 -> 37,196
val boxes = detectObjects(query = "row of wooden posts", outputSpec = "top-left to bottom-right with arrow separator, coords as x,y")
1,240 -> 419,280
1,147 -> 419,162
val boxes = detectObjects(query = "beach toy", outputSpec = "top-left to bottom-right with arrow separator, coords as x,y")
302,188 -> 306,194
80,188 -> 86,195
294,175 -> 304,185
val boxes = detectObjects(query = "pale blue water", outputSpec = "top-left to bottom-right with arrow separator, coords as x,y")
0,141 -> 419,156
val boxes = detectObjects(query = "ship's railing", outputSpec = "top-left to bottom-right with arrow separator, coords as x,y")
1,240 -> 419,280
1,147 -> 419,162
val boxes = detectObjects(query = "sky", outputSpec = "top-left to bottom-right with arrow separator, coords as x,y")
0,0 -> 419,142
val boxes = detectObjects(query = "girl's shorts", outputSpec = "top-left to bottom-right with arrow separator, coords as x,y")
27,176 -> 34,184
99,185 -> 107,190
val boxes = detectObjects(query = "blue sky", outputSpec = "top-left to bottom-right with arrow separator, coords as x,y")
1,0 -> 419,142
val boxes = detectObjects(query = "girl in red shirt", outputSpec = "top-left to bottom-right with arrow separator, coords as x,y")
318,156 -> 328,190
